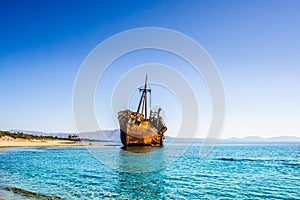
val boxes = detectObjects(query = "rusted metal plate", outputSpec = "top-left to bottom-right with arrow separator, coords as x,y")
118,110 -> 167,147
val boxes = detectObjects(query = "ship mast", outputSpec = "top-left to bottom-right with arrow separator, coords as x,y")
136,75 -> 151,119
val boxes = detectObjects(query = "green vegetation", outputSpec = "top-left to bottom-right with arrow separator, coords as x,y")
68,134 -> 80,141
0,130 -> 66,140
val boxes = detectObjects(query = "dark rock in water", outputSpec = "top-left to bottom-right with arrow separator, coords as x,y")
4,187 -> 61,200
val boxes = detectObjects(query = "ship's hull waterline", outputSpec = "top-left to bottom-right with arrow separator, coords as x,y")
118,110 -> 167,147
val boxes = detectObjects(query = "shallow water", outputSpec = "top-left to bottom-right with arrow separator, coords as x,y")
0,142 -> 299,199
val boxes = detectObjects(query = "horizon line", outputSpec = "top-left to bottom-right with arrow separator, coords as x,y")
4,129 -> 300,140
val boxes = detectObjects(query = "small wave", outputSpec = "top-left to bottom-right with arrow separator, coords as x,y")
219,158 -> 255,162
80,174 -> 102,179
3,187 -> 61,200
284,163 -> 300,167
219,158 -> 288,162
220,158 -> 235,161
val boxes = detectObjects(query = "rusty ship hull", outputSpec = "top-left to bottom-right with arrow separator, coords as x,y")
118,110 -> 167,147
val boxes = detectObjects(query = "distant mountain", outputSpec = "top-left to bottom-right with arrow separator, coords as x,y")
242,136 -> 263,141
266,136 -> 300,142
225,136 -> 300,142
78,129 -> 120,142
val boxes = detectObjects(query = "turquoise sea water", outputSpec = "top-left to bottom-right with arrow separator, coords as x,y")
0,142 -> 299,199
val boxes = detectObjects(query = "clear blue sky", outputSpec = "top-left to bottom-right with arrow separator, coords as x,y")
0,0 -> 299,138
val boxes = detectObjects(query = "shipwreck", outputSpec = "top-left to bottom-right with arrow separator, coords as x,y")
118,76 -> 167,147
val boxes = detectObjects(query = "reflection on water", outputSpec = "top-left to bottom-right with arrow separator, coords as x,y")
117,146 -> 166,172
86,140 -> 193,174
86,145 -> 170,173
121,146 -> 155,153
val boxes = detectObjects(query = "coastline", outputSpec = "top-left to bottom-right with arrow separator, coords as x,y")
0,136 -> 113,149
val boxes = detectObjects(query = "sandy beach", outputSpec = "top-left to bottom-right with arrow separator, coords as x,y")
0,136 -> 91,148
